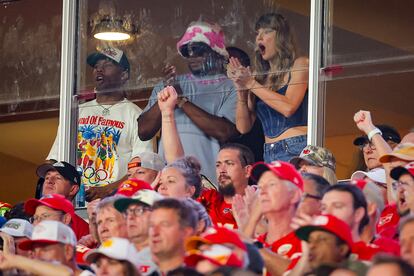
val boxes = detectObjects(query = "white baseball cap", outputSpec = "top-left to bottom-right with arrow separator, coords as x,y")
18,220 -> 77,251
84,237 -> 140,267
129,152 -> 165,172
351,168 -> 386,184
114,189 -> 164,213
0,219 -> 33,238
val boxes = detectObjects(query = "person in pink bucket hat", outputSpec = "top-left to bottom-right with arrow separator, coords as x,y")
138,20 -> 238,183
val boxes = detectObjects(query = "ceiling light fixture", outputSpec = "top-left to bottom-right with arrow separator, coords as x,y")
93,16 -> 132,41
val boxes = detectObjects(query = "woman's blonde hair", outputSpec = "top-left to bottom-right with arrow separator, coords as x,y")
254,13 -> 297,90
323,166 -> 338,185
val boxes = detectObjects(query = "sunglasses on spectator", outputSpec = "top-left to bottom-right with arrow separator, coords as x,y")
181,43 -> 210,58
358,141 -> 376,151
358,139 -> 397,151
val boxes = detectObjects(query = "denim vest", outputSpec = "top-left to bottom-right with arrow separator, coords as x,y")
256,77 -> 308,138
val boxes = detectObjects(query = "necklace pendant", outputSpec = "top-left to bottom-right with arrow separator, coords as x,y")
102,108 -> 110,116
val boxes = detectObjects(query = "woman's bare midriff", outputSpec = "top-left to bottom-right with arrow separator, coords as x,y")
264,126 -> 307,144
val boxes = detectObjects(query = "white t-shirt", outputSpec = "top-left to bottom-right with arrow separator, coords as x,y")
48,99 -> 153,187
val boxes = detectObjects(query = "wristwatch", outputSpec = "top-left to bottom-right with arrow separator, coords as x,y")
177,97 -> 189,108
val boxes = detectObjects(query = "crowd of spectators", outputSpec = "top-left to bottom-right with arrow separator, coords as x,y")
1,12 -> 414,276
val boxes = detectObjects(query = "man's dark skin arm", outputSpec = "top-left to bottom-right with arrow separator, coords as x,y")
179,100 -> 239,144
138,63 -> 239,143
138,98 -> 238,144
137,103 -> 162,141
85,175 -> 127,201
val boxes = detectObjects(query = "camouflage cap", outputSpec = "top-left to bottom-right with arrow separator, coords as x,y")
290,145 -> 336,171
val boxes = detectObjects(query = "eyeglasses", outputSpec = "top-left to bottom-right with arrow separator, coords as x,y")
393,181 -> 414,190
30,211 -> 64,224
358,141 -> 376,151
124,206 -> 151,217
302,193 -> 322,201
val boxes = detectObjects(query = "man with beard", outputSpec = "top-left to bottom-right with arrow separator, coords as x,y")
138,21 -> 238,182
198,143 -> 254,229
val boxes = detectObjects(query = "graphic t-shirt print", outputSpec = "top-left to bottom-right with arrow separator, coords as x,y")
77,115 -> 125,186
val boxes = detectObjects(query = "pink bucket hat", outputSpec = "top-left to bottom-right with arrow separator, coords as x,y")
177,21 -> 229,59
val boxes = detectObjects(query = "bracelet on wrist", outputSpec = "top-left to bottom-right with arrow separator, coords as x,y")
177,97 -> 189,109
367,128 -> 382,141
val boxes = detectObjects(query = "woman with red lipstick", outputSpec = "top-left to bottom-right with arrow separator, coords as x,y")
228,13 -> 309,163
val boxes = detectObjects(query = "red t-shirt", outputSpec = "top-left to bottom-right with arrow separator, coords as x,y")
257,231 -> 302,275
372,235 -> 400,256
198,189 -> 237,229
257,231 -> 302,259
352,241 -> 383,261
71,213 -> 90,240
76,244 -> 92,265
376,204 -> 400,240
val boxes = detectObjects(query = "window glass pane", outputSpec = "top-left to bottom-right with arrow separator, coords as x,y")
322,0 -> 414,179
72,0 -> 310,199
0,0 -> 62,204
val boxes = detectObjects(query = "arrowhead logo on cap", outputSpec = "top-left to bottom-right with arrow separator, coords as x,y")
54,162 -> 65,167
204,227 -> 218,235
313,215 -> 329,226
271,161 -> 282,167
102,239 -> 113,248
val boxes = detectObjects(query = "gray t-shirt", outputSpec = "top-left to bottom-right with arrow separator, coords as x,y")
144,73 -> 237,182
137,246 -> 157,275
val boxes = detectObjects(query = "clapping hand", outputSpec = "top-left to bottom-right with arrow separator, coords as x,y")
227,57 -> 254,90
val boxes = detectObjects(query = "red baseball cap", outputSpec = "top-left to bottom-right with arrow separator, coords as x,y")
295,215 -> 353,248
185,226 -> 247,252
116,178 -> 153,197
185,243 -> 243,268
250,161 -> 303,191
390,161 -> 414,180
24,194 -> 74,216
351,179 -> 368,190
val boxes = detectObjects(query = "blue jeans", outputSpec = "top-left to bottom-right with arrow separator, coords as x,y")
263,135 -> 307,163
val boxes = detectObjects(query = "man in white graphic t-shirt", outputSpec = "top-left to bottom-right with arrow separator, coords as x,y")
47,47 -> 153,200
